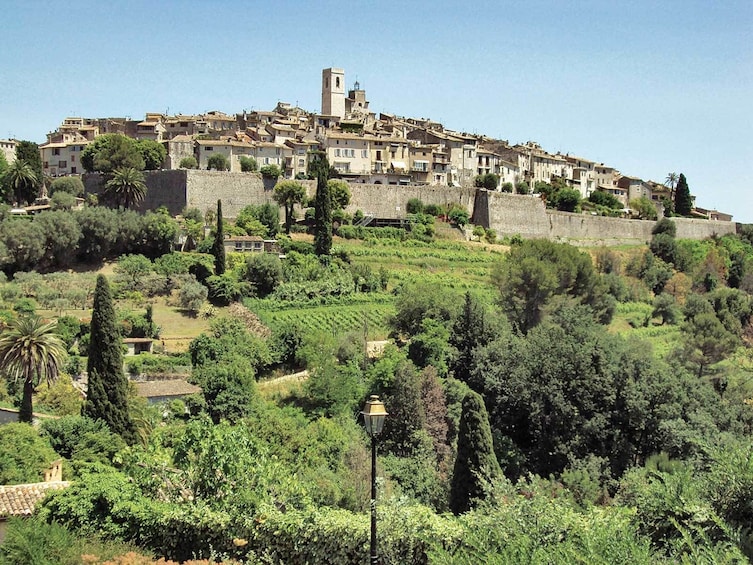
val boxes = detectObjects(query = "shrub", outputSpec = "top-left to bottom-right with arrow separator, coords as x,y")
179,156 -> 198,169
239,156 -> 257,172
49,176 -> 84,197
207,154 -> 229,171
260,164 -> 281,179
406,198 -> 424,214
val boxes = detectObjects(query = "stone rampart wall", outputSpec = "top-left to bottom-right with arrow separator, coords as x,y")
344,184 -> 476,218
476,190 -> 735,245
84,172 -> 735,244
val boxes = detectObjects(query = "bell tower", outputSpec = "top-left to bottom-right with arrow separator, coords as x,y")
321,68 -> 345,119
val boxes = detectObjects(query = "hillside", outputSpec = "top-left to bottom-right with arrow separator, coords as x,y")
2,214 -> 753,563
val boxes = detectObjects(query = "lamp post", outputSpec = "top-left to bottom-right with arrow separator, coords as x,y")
361,395 -> 388,565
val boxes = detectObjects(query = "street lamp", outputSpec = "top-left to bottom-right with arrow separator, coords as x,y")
361,395 -> 388,565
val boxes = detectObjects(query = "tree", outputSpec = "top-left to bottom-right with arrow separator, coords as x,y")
104,167 -> 147,209
493,239 -> 614,333
179,277 -> 208,315
212,200 -> 226,275
256,202 -> 280,237
674,173 -> 692,216
652,293 -> 680,325
473,173 -> 499,190
313,151 -> 332,256
449,292 -> 501,382
0,151 -> 8,195
630,196 -> 658,220
243,252 -> 282,297
82,275 -> 136,442
552,187 -> 581,212
448,205 -> 470,227
4,160 -> 39,205
240,156 -> 257,172
15,141 -> 43,194
589,190 -> 622,210
449,391 -> 500,514
260,164 -> 281,179
665,172 -> 679,201
115,254 -> 153,288
207,154 -> 229,171
50,191 -> 76,211
0,315 -> 66,423
327,179 -> 351,209
135,139 -> 166,171
49,176 -> 84,197
273,180 -> 305,234
682,312 -> 738,383
652,218 -> 677,237
179,156 -> 198,169
80,134 -> 144,174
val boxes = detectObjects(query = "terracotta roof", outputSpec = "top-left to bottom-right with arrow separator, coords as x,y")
0,482 -> 70,518
134,379 -> 201,399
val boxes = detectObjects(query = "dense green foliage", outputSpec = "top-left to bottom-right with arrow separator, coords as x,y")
81,134 -> 145,174
3,207 -> 753,562
493,239 -> 614,333
0,423 -> 59,483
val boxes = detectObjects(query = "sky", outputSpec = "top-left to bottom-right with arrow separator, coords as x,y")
2,0 -> 751,220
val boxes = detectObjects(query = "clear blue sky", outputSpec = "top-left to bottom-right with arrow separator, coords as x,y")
2,0 -> 751,221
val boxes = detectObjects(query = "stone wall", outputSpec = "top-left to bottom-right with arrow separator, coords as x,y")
84,172 -> 735,244
475,190 -> 736,245
344,183 -> 477,219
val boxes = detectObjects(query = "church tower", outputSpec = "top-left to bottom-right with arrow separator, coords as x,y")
321,68 -> 345,119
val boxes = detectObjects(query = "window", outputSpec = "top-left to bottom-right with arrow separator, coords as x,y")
336,77 -> 340,88
71,167 -> 77,174
59,160 -> 67,168
335,149 -> 341,157
362,150 -> 367,158
298,158 -> 305,167
71,155 -> 75,162
53,148 -> 60,155
206,146 -> 213,151
43,161 -> 48,168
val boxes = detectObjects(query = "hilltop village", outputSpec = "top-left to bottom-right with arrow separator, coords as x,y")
0,68 -> 730,222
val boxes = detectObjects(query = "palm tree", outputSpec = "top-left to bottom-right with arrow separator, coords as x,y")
665,172 -> 679,201
105,166 -> 147,209
4,159 -> 39,205
0,315 -> 66,423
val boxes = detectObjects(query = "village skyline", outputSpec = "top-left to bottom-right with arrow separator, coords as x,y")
2,0 -> 750,220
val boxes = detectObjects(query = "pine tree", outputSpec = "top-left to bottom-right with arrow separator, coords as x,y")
449,391 -> 500,514
674,173 -> 693,216
312,152 -> 332,256
212,199 -> 226,275
82,275 -> 136,443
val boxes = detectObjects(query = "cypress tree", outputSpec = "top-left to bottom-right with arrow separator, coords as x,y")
212,199 -> 226,275
674,173 -> 692,216
82,275 -> 136,443
312,152 -> 332,256
449,390 -> 500,515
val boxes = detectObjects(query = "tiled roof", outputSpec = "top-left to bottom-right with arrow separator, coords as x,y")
0,482 -> 70,518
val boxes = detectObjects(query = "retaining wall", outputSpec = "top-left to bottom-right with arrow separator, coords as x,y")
84,172 -> 735,244
474,190 -> 735,245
